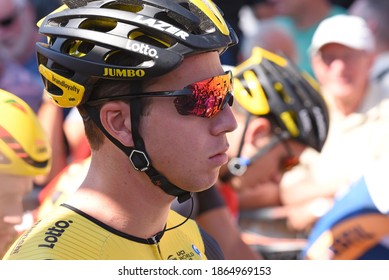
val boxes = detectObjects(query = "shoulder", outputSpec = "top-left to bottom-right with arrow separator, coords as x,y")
303,176 -> 389,259
4,205 -> 110,260
37,158 -> 90,219
198,227 -> 225,260
166,210 -> 224,259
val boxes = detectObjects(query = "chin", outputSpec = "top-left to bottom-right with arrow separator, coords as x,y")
190,178 -> 217,193
177,169 -> 219,192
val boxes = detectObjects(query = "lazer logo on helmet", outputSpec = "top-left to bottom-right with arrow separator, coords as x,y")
133,15 -> 189,40
126,42 -> 159,58
51,75 -> 80,95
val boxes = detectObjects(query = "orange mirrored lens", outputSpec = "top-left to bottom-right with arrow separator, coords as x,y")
174,72 -> 233,118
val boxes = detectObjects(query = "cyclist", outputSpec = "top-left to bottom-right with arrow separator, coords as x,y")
3,0 -> 237,260
0,89 -> 51,258
219,47 -> 329,216
173,47 -> 330,258
303,159 -> 389,259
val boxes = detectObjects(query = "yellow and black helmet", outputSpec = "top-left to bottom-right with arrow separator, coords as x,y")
36,0 -> 238,108
232,47 -> 329,152
0,89 -> 51,176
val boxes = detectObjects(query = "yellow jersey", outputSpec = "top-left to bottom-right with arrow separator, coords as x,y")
3,204 -> 223,260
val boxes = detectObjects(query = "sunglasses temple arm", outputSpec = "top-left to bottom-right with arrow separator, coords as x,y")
235,112 -> 252,160
245,130 -> 291,166
246,134 -> 281,166
225,133 -> 282,179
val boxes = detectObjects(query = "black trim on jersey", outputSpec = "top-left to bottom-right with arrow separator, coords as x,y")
199,227 -> 225,260
197,186 -> 226,215
61,203 -> 165,244
172,186 -> 226,219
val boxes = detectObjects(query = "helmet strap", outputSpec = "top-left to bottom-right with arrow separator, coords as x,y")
83,103 -> 135,158
129,98 -> 191,203
83,100 -> 191,203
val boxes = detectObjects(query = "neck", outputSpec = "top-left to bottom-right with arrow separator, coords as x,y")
68,154 -> 174,239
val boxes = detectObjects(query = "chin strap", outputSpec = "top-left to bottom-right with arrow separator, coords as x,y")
147,195 -> 194,244
84,103 -> 191,203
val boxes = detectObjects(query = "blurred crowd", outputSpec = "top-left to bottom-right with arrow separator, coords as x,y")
2,0 -> 389,260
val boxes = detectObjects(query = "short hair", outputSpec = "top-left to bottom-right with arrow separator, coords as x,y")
77,49 -> 155,150
80,80 -> 152,151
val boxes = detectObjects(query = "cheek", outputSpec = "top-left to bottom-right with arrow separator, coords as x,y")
142,116 -> 220,190
139,100 -> 222,190
148,121 -> 204,166
141,107 -> 203,167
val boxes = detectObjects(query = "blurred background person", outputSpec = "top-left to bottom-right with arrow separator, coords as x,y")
234,21 -> 297,212
249,0 -> 278,20
0,0 -> 59,211
0,0 -> 44,85
280,15 -> 389,233
0,0 -> 61,86
30,0 -> 73,194
301,3 -> 389,259
302,159 -> 389,259
0,89 -> 51,258
330,0 -> 355,9
30,0 -> 62,20
239,20 -> 297,64
212,47 -> 329,259
349,0 -> 389,85
0,48 -> 42,113
238,0 -> 279,63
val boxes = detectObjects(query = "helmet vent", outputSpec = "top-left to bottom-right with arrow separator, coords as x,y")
104,49 -> 149,67
79,18 -> 117,33
152,2 -> 206,35
274,81 -> 293,104
63,39 -> 94,59
189,4 -> 215,34
104,2 -> 144,13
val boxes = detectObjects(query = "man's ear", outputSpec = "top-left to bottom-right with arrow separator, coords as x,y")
99,101 -> 134,146
245,117 -> 272,146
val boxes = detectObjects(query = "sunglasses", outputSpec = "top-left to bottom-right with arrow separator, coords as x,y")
0,11 -> 19,28
87,71 -> 234,118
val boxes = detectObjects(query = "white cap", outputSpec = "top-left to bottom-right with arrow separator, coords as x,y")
310,15 -> 375,54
